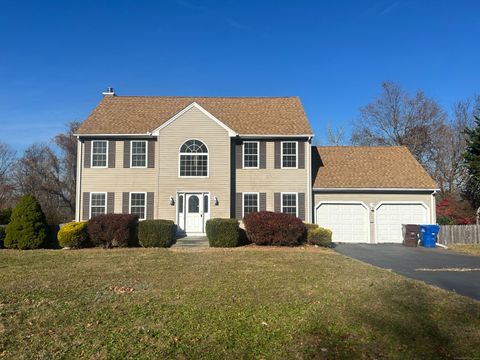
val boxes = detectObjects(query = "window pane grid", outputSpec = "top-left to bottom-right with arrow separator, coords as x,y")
131,141 -> 147,167
130,193 -> 146,220
244,142 -> 258,168
180,140 -> 208,177
282,142 -> 297,168
282,194 -> 297,216
92,141 -> 107,167
244,194 -> 259,216
90,193 -> 106,218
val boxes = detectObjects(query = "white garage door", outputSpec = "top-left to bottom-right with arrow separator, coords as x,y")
376,203 -> 429,243
316,203 -> 369,243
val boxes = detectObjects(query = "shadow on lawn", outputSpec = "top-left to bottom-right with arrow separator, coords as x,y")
295,283 -> 478,359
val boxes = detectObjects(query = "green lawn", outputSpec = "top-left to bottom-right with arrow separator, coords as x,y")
1,247 -> 479,359
449,244 -> 480,256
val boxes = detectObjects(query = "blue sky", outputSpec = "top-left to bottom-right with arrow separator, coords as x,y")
1,0 -> 479,150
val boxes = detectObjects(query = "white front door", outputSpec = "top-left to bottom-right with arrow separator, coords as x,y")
185,194 -> 204,233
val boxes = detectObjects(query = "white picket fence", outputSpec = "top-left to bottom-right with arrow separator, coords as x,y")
438,225 -> 480,245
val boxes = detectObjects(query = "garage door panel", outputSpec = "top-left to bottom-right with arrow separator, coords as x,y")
376,203 -> 428,243
316,203 -> 369,243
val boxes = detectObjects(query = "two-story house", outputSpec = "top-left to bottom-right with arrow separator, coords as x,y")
75,89 -> 438,243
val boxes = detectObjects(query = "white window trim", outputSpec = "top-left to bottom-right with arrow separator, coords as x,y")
129,192 -> 147,221
130,140 -> 148,168
89,192 -> 107,219
91,140 -> 108,168
281,192 -> 298,217
242,192 -> 260,218
280,141 -> 298,169
178,138 -> 209,178
243,141 -> 260,169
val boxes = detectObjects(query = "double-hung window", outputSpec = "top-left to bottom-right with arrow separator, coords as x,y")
131,141 -> 147,168
281,141 -> 297,168
179,139 -> 208,177
281,193 -> 297,217
90,192 -> 106,218
243,141 -> 259,168
130,192 -> 146,220
92,140 -> 108,168
243,193 -> 259,217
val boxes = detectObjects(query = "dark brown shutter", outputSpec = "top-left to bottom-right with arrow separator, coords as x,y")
123,141 -> 130,168
260,193 -> 266,211
274,192 -> 281,212
147,192 -> 154,219
108,141 -> 116,168
82,192 -> 90,220
235,192 -> 243,219
298,193 -> 305,220
298,141 -> 305,169
260,141 -> 267,169
274,142 -> 281,169
147,140 -> 155,168
236,143 -> 243,169
122,192 -> 129,214
84,141 -> 91,168
107,192 -> 115,213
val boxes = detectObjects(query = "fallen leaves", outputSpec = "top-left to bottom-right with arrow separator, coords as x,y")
109,285 -> 135,294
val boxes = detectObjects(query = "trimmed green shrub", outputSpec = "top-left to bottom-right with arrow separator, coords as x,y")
87,214 -> 138,248
0,225 -> 5,248
243,211 -> 306,246
206,218 -> 241,247
138,220 -> 176,248
304,223 -> 319,232
0,208 -> 12,225
437,216 -> 455,225
308,227 -> 333,247
58,222 -> 90,248
5,194 -> 48,249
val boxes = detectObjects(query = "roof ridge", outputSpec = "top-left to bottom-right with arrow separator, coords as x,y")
108,95 -> 299,99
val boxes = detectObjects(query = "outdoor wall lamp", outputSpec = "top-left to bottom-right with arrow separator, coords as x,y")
169,196 -> 175,206
214,196 -> 219,206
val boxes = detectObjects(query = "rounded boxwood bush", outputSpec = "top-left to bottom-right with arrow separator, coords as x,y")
243,211 -> 306,246
5,194 -> 48,249
88,214 -> 138,248
206,218 -> 241,247
58,222 -> 90,248
138,220 -> 176,248
308,227 -> 332,247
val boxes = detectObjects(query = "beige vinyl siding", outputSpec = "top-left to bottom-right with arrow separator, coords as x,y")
157,106 -> 231,222
80,141 -> 157,218
236,141 -> 309,215
313,192 -> 435,243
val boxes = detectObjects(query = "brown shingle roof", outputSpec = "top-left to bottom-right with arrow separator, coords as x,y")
77,96 -> 312,135
313,146 -> 438,189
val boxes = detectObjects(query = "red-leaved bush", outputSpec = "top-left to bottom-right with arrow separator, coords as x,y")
243,211 -> 306,246
87,214 -> 138,248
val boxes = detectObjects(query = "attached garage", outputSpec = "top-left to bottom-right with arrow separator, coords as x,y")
375,202 -> 428,243
315,202 -> 369,243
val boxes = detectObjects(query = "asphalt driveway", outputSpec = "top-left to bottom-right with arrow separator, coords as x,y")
334,244 -> 480,301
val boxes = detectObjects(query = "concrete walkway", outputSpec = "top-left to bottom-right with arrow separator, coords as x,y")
171,236 -> 209,248
335,244 -> 480,301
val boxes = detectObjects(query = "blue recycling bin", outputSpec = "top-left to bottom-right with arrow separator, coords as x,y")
419,225 -> 440,248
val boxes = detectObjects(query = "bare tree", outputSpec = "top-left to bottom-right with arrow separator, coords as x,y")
431,97 -> 479,193
326,122 -> 345,146
351,81 -> 446,166
15,122 -> 80,223
0,142 -> 16,208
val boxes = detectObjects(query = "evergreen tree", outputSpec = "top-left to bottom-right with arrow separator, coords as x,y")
464,115 -> 480,211
4,194 -> 48,249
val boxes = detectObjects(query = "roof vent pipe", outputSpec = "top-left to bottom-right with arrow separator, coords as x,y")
102,87 -> 115,96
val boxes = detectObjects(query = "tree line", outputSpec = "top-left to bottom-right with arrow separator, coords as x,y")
1,81 -> 480,224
